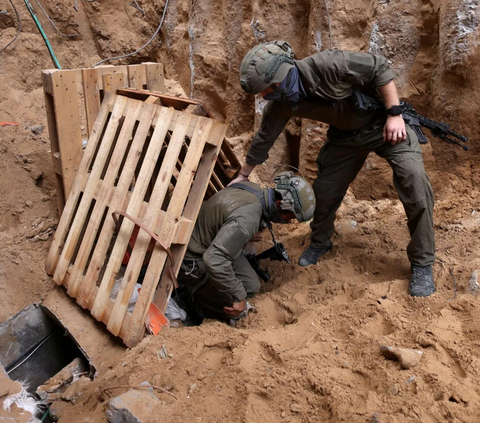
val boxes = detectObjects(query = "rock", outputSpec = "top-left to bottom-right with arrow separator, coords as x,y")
380,346 -> 424,369
29,125 -> 44,135
106,382 -> 161,423
469,270 -> 479,296
390,384 -> 400,395
25,200 -> 33,208
371,413 -> 381,423
37,357 -> 89,401
290,403 -> 302,413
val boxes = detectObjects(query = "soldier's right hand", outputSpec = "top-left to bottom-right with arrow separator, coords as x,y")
227,174 -> 249,187
224,299 -> 246,317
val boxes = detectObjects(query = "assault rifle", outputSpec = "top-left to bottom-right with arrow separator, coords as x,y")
352,91 -> 469,150
401,101 -> 468,151
246,243 -> 290,283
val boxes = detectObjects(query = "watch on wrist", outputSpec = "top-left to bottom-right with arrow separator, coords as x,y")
386,105 -> 403,116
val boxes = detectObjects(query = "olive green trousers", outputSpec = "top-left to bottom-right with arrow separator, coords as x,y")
310,122 -> 435,266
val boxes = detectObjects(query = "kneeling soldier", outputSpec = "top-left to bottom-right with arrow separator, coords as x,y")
178,172 -> 315,323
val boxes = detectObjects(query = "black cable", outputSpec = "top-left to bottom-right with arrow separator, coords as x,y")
34,0 -> 78,37
92,0 -> 170,67
0,0 -> 22,54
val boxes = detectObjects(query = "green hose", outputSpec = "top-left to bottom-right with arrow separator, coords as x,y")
23,0 -> 61,69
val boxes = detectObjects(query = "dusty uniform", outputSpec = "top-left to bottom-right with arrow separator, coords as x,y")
181,182 -> 263,320
246,50 -> 435,266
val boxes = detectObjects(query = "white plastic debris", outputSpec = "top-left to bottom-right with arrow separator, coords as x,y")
165,297 -> 187,321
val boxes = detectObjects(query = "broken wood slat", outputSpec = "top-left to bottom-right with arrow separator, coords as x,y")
45,94 -> 117,275
151,123 -> 227,320
103,73 -> 126,93
53,95 -> 130,286
143,62 -> 164,92
107,112 -> 193,336
90,106 -> 176,322
94,65 -> 129,90
65,98 -> 144,298
123,116 -> 213,345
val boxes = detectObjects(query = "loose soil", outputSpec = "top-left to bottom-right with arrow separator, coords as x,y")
1,0 -> 479,422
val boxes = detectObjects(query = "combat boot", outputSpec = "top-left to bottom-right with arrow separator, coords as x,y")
298,241 -> 333,267
409,264 -> 436,297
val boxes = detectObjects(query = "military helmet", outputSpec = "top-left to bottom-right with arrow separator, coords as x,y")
239,41 -> 295,94
274,171 -> 315,222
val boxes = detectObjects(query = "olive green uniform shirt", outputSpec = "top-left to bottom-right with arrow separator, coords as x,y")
185,182 -> 263,302
246,49 -> 395,165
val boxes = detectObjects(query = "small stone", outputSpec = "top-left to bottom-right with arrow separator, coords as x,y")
281,411 -> 286,418
157,344 -> 168,359
30,125 -> 44,135
371,413 -> 381,423
380,346 -> 424,369
290,403 -> 302,413
106,382 -> 160,423
25,200 -> 33,208
390,384 -> 400,395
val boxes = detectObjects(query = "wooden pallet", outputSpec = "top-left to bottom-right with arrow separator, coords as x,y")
42,64 -> 240,214
45,93 -> 227,347
42,63 -> 164,214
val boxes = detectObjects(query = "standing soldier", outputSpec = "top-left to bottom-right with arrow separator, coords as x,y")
231,41 -> 436,297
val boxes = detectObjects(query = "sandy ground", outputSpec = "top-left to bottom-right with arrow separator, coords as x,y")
1,0 -> 480,422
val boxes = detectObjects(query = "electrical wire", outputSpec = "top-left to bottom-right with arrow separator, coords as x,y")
6,331 -> 55,375
34,0 -> 78,37
323,0 -> 333,49
92,0 -> 169,67
0,0 -> 22,54
23,0 -> 62,68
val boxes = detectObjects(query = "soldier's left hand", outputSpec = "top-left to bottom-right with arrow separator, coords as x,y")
384,115 -> 407,145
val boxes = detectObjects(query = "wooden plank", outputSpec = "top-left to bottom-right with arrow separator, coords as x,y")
45,94 -> 117,275
143,62 -> 164,92
50,70 -> 84,198
117,88 -> 202,110
103,73 -> 125,93
124,116 -> 213,346
127,64 -> 144,89
220,138 -> 241,169
82,68 -> 100,136
90,106 -> 175,322
145,96 -> 161,105
52,95 -> 129,284
94,65 -> 128,90
66,98 -> 144,299
106,112 -> 193,337
76,102 -> 159,308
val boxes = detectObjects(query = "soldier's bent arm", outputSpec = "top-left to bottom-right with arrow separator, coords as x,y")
202,206 -> 262,303
245,101 -> 291,166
